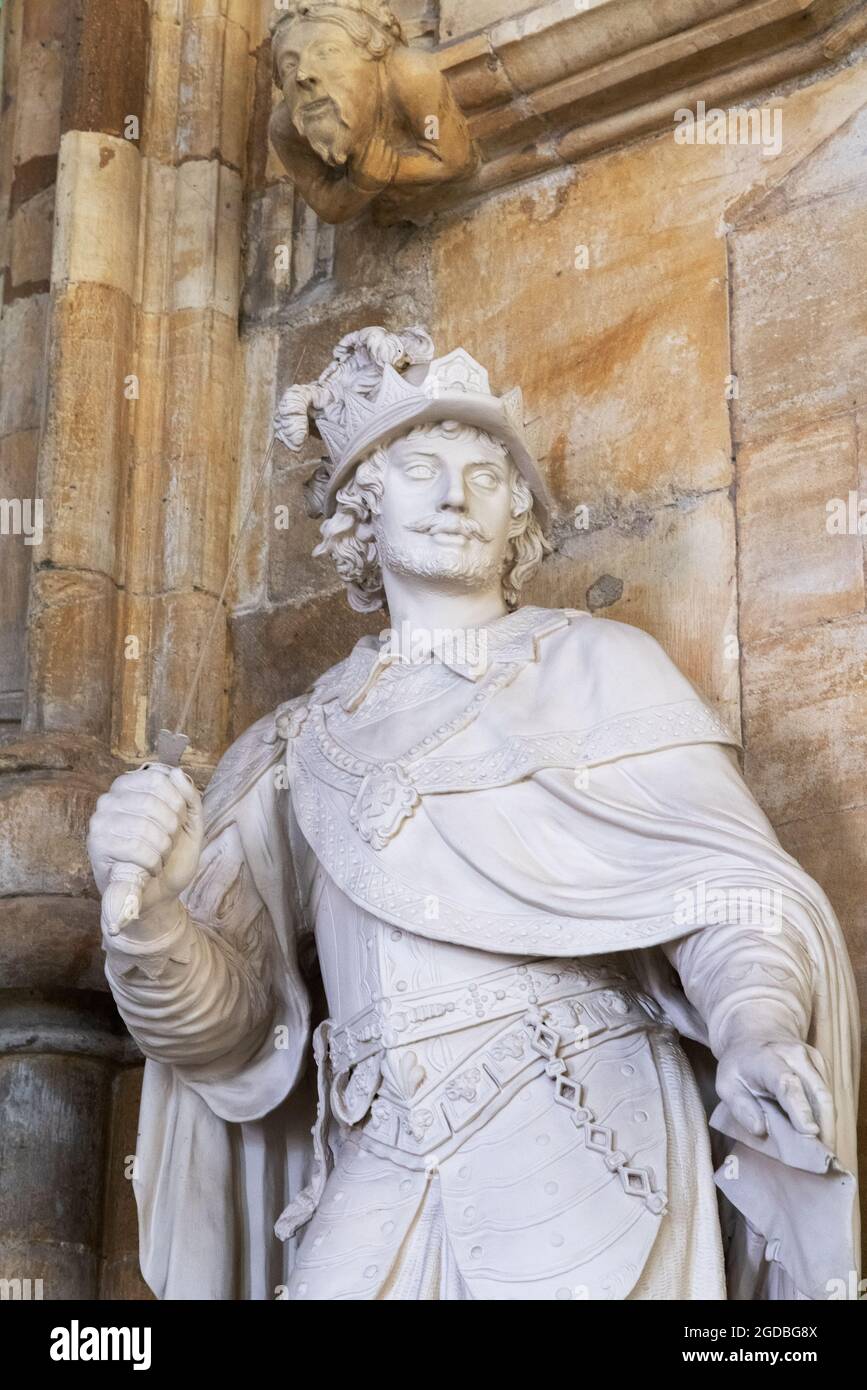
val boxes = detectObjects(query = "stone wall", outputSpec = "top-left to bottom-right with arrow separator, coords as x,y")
0,0 -> 865,1297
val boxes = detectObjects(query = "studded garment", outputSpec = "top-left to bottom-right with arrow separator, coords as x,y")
282,866 -> 726,1301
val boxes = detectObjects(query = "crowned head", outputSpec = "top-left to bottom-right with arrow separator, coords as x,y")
274,327 -> 553,613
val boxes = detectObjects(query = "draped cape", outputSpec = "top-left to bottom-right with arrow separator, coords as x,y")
130,612 -> 859,1299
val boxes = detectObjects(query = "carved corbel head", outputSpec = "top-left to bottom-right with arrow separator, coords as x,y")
269,1 -> 400,170
268,0 -> 477,223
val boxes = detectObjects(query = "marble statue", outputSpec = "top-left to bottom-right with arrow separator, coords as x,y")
87,326 -> 859,1301
267,1 -> 477,224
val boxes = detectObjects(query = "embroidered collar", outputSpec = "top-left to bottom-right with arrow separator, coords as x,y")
326,607 -> 575,714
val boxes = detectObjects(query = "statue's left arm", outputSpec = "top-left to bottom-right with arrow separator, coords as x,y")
664,922 -> 835,1147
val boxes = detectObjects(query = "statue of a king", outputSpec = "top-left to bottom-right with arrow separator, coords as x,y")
87,326 -> 860,1301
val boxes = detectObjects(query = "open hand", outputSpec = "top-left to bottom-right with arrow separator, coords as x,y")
716,1038 -> 835,1150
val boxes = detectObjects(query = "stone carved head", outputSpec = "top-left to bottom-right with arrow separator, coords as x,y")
268,1 -> 477,222
274,327 -> 552,612
269,1 -> 401,168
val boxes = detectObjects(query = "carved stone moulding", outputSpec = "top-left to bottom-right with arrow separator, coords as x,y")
381,0 -> 867,219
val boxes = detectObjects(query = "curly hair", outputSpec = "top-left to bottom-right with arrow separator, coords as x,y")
312,422 -> 551,613
269,1 -> 403,76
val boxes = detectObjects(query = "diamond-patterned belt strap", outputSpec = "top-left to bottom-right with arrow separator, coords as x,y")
525,1007 -> 668,1217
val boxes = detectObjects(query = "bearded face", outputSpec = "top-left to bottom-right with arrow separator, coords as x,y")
274,19 -> 380,168
373,427 -> 516,593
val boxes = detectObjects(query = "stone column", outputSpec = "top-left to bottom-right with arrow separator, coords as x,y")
0,0 -> 261,1300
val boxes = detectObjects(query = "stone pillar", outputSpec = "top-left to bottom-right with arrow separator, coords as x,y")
0,0 -> 261,1300
0,0 -> 62,744
0,0 -> 150,1302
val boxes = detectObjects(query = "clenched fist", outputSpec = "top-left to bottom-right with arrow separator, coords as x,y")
87,765 -> 204,921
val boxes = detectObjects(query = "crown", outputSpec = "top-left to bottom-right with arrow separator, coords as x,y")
269,0 -> 404,43
273,325 -> 549,524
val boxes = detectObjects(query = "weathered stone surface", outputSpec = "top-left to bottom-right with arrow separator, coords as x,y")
0,896 -> 104,991
0,775 -> 103,897
525,489 -> 740,728
112,591 -> 150,762
147,590 -> 229,766
440,0 -> 525,41
0,1053 -> 112,1298
268,463 -> 338,606
742,615 -> 867,826
860,408 -> 867,580
15,24 -> 64,164
779,807 -> 867,986
100,1066 -> 154,1301
105,584 -> 230,765
6,185 -> 54,299
0,294 -> 49,437
36,283 -> 134,578
130,307 -> 237,597
0,729 -> 121,778
135,159 -> 176,314
729,86 -> 867,223
731,184 -> 867,446
778,804 -> 867,1241
60,0 -> 149,140
230,591 -> 382,740
8,153 -> 59,219
25,568 -> 117,737
187,0 -> 254,26
22,0 -> 68,44
0,430 -> 39,706
142,16 -> 183,167
177,15 -> 253,172
243,182 -> 323,322
738,415 -> 865,644
233,326 -> 280,610
244,37 -> 275,194
172,159 -> 244,315
432,156 -> 732,516
53,132 -> 142,297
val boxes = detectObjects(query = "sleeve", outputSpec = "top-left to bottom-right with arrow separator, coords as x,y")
664,918 -> 815,1057
104,820 -> 275,1076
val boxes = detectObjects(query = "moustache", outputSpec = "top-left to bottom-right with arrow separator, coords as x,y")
407,516 -> 493,542
298,95 -> 343,125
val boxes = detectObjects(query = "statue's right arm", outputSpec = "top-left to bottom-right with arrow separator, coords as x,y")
87,766 -> 273,1073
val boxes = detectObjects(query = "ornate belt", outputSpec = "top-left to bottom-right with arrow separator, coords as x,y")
327,958 -> 640,1076
355,990 -> 663,1166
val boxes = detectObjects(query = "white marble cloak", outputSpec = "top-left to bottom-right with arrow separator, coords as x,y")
127,611 -> 860,1300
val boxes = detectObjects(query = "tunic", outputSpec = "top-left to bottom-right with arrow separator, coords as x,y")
284,864 -> 726,1300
